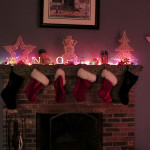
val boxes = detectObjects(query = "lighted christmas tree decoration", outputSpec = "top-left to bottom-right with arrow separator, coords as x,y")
3,35 -> 36,65
112,31 -> 137,65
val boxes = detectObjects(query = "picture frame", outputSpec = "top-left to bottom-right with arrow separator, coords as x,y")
40,0 -> 100,29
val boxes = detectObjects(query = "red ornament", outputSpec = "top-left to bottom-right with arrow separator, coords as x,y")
17,60 -> 25,65
118,60 -> 125,65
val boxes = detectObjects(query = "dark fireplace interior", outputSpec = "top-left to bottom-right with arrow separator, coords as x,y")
36,113 -> 103,150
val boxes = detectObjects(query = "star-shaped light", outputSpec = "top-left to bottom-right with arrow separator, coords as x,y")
3,35 -> 36,64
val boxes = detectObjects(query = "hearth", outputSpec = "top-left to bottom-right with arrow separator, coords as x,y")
36,113 -> 103,150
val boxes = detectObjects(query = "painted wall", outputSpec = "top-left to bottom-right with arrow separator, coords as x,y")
0,74 -> 2,150
0,0 -> 150,149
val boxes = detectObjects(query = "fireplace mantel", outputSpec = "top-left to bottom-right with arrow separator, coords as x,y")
0,64 -> 143,75
1,64 -> 143,150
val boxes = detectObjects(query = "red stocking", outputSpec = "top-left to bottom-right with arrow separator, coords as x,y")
98,78 -> 113,103
74,77 -> 93,102
54,68 -> 66,103
25,69 -> 49,104
98,69 -> 118,103
25,78 -> 45,104
73,68 -> 96,102
54,76 -> 65,103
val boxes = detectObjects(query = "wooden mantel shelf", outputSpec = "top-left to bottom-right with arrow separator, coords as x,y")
0,64 -> 143,75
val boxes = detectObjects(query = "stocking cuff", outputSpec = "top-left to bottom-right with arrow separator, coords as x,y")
31,69 -> 49,86
101,69 -> 118,86
55,68 -> 66,86
77,68 -> 96,82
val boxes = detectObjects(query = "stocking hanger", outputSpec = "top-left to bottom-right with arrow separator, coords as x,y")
126,65 -> 129,71
104,65 -> 107,69
80,64 -> 84,68
11,65 -> 14,72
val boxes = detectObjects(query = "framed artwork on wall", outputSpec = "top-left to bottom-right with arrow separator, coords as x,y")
40,0 -> 100,29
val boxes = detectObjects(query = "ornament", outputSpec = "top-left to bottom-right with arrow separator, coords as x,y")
32,57 -> 40,64
3,35 -> 36,65
123,58 -> 130,64
17,60 -> 26,65
112,31 -> 137,64
62,36 -> 78,64
56,56 -> 63,64
44,58 -> 51,65
65,60 -> 74,65
90,58 -> 99,65
100,50 -> 108,64
118,60 -> 125,65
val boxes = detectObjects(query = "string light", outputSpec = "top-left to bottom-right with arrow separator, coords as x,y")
32,57 -> 40,64
56,57 -> 63,64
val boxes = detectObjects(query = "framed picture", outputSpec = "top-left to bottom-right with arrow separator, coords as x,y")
40,0 -> 100,29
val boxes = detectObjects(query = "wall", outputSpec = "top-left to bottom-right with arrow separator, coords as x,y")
0,0 -> 150,149
0,73 -> 2,150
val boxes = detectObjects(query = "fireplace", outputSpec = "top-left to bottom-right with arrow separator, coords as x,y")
1,65 -> 143,150
36,113 -> 103,150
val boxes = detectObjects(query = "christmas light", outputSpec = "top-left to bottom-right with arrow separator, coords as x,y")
56,57 -> 63,64
32,57 -> 40,64
9,57 -> 16,65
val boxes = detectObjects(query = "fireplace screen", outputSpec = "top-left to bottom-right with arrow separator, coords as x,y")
36,113 -> 102,150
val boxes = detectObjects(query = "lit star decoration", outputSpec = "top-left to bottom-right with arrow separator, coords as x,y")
3,35 -> 36,65
112,30 -> 137,65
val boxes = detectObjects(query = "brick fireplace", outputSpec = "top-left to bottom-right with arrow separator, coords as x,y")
1,64 -> 142,150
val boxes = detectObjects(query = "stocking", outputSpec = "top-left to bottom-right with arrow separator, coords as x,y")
73,68 -> 96,102
119,70 -> 138,105
25,69 -> 49,104
98,78 -> 113,103
54,76 -> 65,103
54,68 -> 66,103
98,69 -> 118,103
74,77 -> 93,102
1,71 -> 24,109
25,78 -> 45,104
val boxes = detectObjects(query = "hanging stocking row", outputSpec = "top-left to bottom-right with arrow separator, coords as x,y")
1,67 -> 139,109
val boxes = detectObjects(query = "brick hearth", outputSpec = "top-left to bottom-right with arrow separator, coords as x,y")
0,65 -> 142,150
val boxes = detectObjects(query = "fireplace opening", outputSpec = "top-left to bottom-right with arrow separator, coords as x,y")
36,113 -> 103,150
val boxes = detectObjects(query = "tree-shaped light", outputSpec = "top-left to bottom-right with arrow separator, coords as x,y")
112,31 -> 137,64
